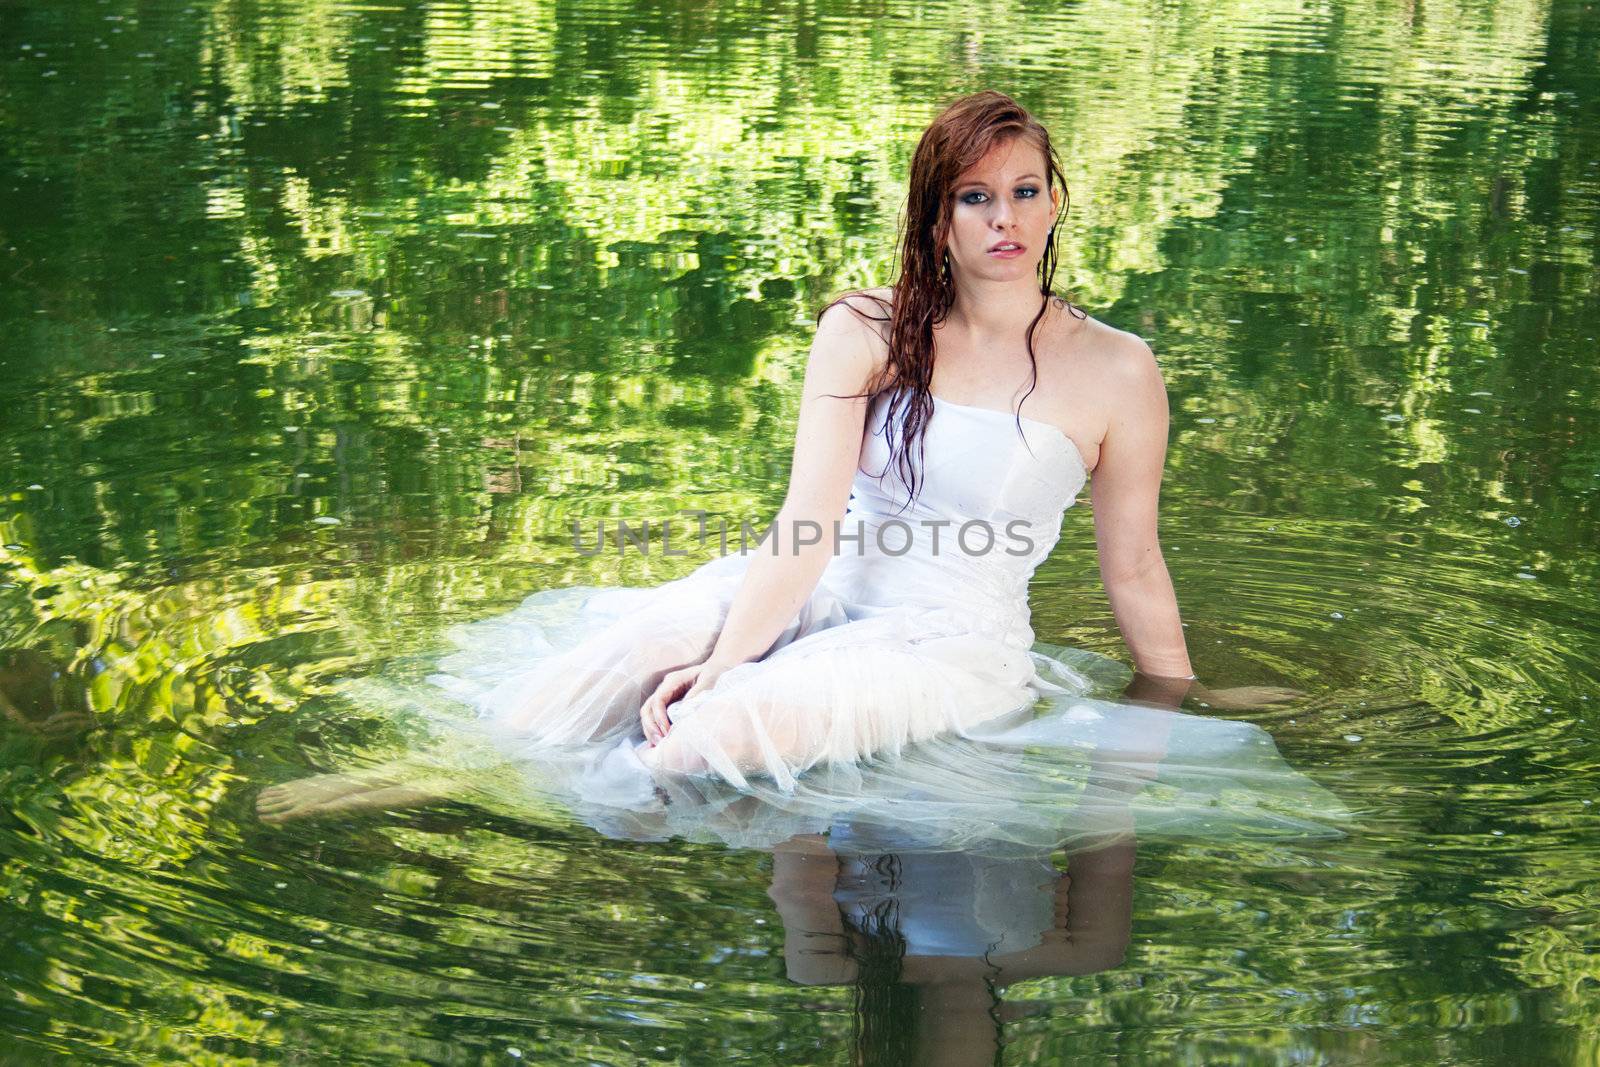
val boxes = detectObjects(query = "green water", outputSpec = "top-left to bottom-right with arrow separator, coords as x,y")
2,0 -> 1598,1062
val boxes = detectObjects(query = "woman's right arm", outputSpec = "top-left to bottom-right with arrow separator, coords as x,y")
699,301 -> 883,672
767,833 -> 857,986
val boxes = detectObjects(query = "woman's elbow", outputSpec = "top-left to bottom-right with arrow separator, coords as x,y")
1099,548 -> 1166,589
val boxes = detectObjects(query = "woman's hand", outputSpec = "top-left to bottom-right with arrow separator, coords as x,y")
1190,684 -> 1304,711
639,658 -> 733,746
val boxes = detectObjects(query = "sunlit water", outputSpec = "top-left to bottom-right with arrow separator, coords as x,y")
2,0 -> 1598,1062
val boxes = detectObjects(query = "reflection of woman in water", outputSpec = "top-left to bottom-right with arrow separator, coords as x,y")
763,686 -> 1173,1066
768,832 -> 1133,1067
258,88 -> 1298,826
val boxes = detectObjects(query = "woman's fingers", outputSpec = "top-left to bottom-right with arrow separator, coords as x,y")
642,668 -> 695,745
640,685 -> 666,745
639,661 -> 737,745
650,685 -> 678,742
1199,684 -> 1306,710
640,693 -> 662,745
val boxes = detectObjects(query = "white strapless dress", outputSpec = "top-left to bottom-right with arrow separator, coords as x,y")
374,386 -> 1348,854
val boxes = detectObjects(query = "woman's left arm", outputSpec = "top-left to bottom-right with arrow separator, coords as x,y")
1089,335 -> 1195,681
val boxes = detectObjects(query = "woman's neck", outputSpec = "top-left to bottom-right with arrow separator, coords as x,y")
939,278 -> 1050,348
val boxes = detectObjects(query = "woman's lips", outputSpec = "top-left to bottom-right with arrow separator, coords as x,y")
987,243 -> 1025,258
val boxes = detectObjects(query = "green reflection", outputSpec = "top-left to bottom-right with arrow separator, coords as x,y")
1,0 -> 1598,1062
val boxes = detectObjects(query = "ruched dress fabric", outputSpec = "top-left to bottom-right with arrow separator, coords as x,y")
826,819 -> 1061,958
404,387 -> 1350,854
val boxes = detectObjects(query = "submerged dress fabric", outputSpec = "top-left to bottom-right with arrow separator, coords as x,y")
391,387 -> 1349,855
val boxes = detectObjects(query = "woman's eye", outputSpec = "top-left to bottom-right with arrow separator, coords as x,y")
961,187 -> 1038,205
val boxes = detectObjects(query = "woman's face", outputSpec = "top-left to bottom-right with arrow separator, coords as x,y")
944,136 -> 1060,282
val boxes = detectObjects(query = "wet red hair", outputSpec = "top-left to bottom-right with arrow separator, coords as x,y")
816,89 -> 1083,509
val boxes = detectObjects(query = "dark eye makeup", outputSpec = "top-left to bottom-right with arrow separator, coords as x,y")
959,186 -> 1040,205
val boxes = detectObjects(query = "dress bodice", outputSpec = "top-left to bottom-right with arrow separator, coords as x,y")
828,820 -> 1060,958
819,387 -> 1088,647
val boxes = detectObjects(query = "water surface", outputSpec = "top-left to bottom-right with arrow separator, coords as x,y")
2,0 -> 1598,1062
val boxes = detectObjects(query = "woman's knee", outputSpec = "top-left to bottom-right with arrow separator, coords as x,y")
643,693 -> 754,776
650,694 -> 829,780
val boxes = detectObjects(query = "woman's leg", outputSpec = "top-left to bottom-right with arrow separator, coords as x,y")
257,588 -> 730,823
641,642 -> 1028,788
255,768 -> 453,824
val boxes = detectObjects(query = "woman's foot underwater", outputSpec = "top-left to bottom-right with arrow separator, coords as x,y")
254,735 -> 675,827
255,771 -> 446,824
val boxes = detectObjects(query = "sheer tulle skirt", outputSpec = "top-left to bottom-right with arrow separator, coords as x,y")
332,551 -> 1350,855
427,550 -> 1047,789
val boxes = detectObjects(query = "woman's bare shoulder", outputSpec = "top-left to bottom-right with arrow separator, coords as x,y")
817,287 -> 895,370
1043,313 -> 1162,466
822,285 -> 895,324
1067,313 -> 1160,384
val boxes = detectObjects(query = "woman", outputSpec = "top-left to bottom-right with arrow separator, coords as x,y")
767,830 -> 1134,1067
258,90 -> 1291,824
